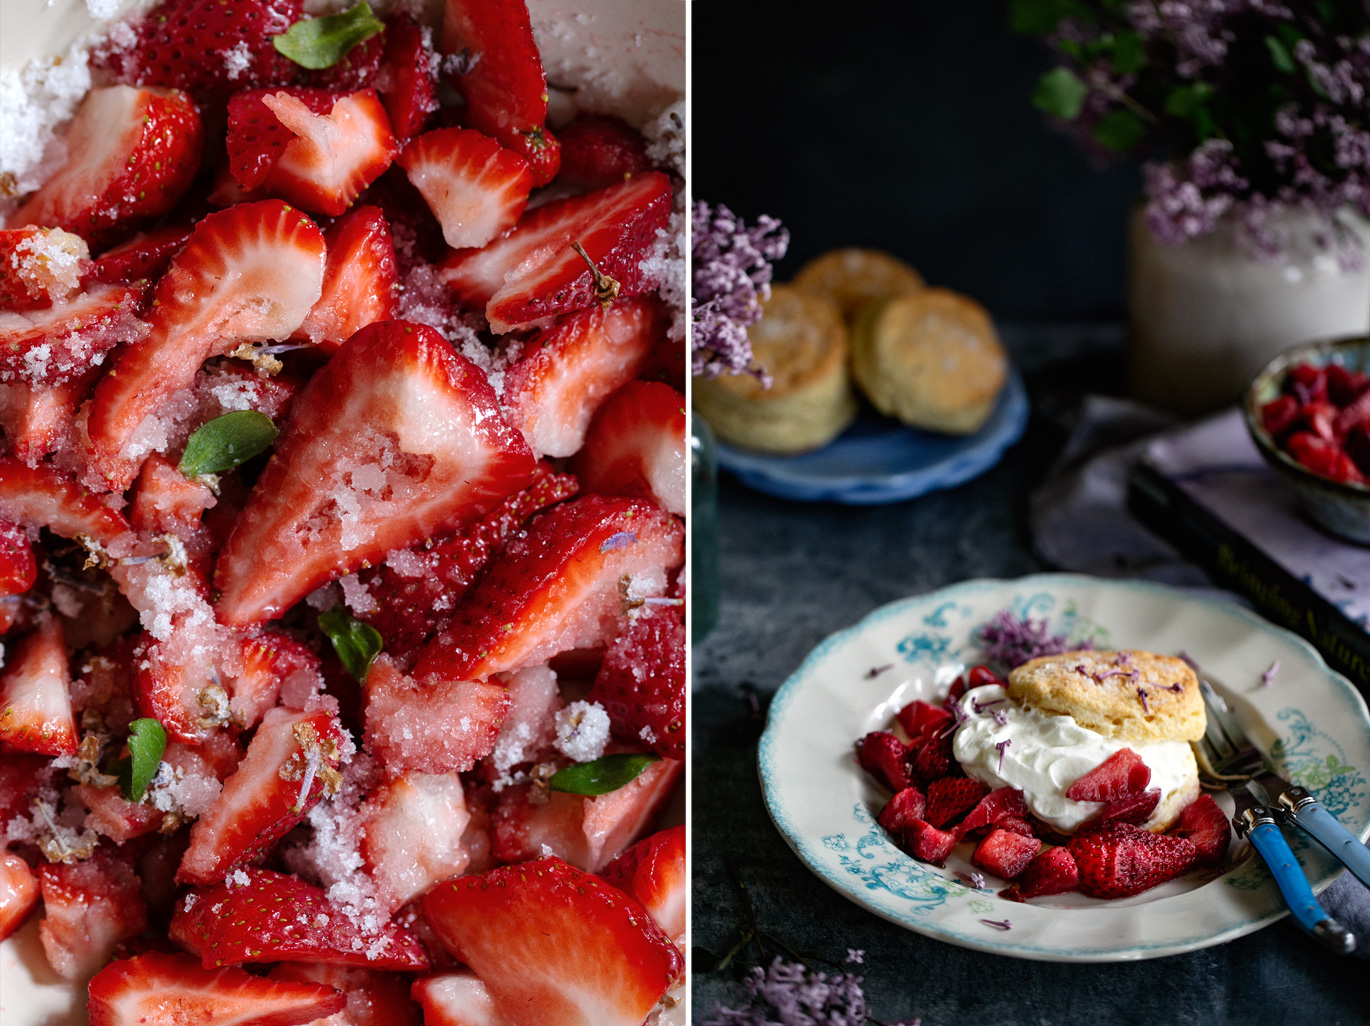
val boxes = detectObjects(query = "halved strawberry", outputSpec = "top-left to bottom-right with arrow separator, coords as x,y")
360,771 -> 473,914
8,86 -> 204,249
0,613 -> 77,755
501,297 -> 665,458
89,0 -> 303,94
88,950 -> 345,1026
416,495 -> 684,682
0,852 -> 38,942
85,224 -> 194,286
228,88 -> 341,192
379,17 -> 440,143
171,868 -> 428,970
0,227 -> 88,310
973,828 -> 1041,880
0,458 -> 131,553
38,849 -> 148,981
292,205 -> 398,350
0,751 -> 47,826
0,283 -> 146,386
557,115 -> 653,190
1064,748 -> 1151,803
213,319 -> 537,626
132,620 -> 225,746
271,964 -> 422,1026
423,856 -> 681,1026
440,0 -> 556,184
1171,793 -> 1230,868
439,171 -> 672,334
0,519 -> 35,596
586,603 -> 685,759
80,199 -> 327,492
398,128 -> 532,250
572,381 -> 686,515
412,971 -> 506,1026
230,629 -> 321,729
600,825 -> 685,946
0,372 -> 100,466
1068,821 -> 1198,898
178,706 -> 346,884
1002,846 -> 1078,900
924,777 -> 991,829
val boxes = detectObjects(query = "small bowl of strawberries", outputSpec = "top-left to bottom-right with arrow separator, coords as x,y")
1246,335 -> 1370,543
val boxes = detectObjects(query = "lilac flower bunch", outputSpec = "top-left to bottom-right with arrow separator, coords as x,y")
976,608 -> 1092,669
692,201 -> 789,380
1016,0 -> 1370,265
703,956 -> 921,1026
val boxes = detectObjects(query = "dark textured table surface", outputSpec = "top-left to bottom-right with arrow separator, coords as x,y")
689,328 -> 1370,1026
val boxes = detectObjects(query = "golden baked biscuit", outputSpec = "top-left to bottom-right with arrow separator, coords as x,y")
850,288 -> 1007,435
792,248 -> 925,321
1007,650 -> 1206,745
692,284 -> 856,454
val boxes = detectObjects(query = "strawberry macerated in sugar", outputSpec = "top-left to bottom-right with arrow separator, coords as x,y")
379,17 -> 440,143
0,373 -> 101,467
228,88 -> 342,193
0,852 -> 38,942
271,964 -> 423,1026
292,205 -> 398,350
973,828 -> 1041,880
879,804 -> 957,864
1064,747 -> 1152,802
1068,820 -> 1198,898
896,698 -> 953,739
422,856 -> 682,1026
1099,787 -> 1162,825
1171,793 -> 1230,868
0,612 -> 78,755
954,786 -> 1028,839
0,518 -> 35,595
600,825 -> 685,947
398,127 -> 533,250
213,319 -> 537,626
557,114 -> 654,189
587,602 -> 685,759
359,771 -> 474,914
1002,845 -> 1079,900
856,731 -> 916,793
38,849 -> 148,981
84,225 -> 194,287
573,382 -> 687,516
412,971 -> 508,1026
924,777 -> 990,829
0,227 -> 87,311
0,283 -> 147,388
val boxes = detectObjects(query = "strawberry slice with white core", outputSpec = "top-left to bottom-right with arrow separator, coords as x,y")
398,128 -> 532,250
439,171 -> 672,333
171,868 -> 430,971
0,227 -> 88,311
292,205 -> 398,350
38,850 -> 148,981
599,824 -> 685,946
417,494 -> 684,682
259,89 -> 400,217
422,856 -> 682,1026
571,380 -> 686,514
0,612 -> 77,755
0,852 -> 38,942
213,320 -> 537,626
0,283 -> 146,387
413,971 -> 513,1026
272,964 -> 423,1026
178,706 -> 347,884
85,224 -> 194,286
500,297 -> 664,458
129,453 -> 218,541
230,630 -> 322,730
0,372 -> 100,466
8,85 -> 205,249
228,88 -> 340,193
359,771 -> 473,914
80,199 -> 326,492
0,458 -> 131,555
88,951 -> 346,1026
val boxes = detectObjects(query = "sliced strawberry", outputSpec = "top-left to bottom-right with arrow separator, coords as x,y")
88,950 -> 346,1026
359,467 -> 578,653
0,458 -> 131,552
178,706 -> 346,884
416,495 -> 684,682
439,171 -> 672,334
9,86 -> 204,249
855,731 -> 916,793
1100,787 -> 1162,825
0,751 -> 48,826
412,971 -> 508,1026
0,852 -> 37,941
230,630 -> 321,729
90,0 -> 302,94
0,227 -> 88,310
171,868 -> 428,970
271,964 -> 422,1026
130,454 -> 217,540
292,205 -> 398,350
973,828 -> 1041,881
213,320 -> 537,626
364,655 -> 510,774
360,771 -> 473,914
228,88 -> 341,192
501,297 -> 665,458
1068,821 -> 1198,898
0,283 -> 146,386
600,825 -> 685,947
924,777 -> 991,829
883,813 -> 957,864
877,786 -> 928,838
38,849 -> 148,981
423,856 -> 681,1026
895,699 -> 953,739
1171,793 -> 1230,868
85,224 -> 195,286
1003,846 -> 1078,901
573,382 -> 686,517
1335,389 -> 1370,436
0,372 -> 100,466
132,623 -> 223,746
909,728 -> 955,784
954,786 -> 1029,838
0,613 -> 77,755
80,199 -> 327,492
1285,431 -> 1365,484
587,603 -> 685,759
1064,748 -> 1152,803
398,128 -> 532,250
379,17 -> 440,143
557,115 -> 653,190
0,519 -> 35,596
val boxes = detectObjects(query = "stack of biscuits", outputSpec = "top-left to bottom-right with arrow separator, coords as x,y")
694,248 -> 1009,454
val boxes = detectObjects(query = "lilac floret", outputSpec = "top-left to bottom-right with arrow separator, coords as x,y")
702,957 -> 869,1026
976,609 -> 1091,670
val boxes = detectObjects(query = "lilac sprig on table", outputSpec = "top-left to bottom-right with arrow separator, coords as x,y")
976,608 -> 1092,670
703,956 -> 922,1026
691,201 -> 789,380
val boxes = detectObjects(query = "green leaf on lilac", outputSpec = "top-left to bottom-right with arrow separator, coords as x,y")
548,753 -> 660,796
1008,0 -> 1096,35
1032,67 -> 1088,120
1164,83 -> 1213,119
116,718 -> 167,802
1093,109 -> 1146,152
1110,30 -> 1145,74
179,411 -> 277,477
273,2 -> 385,70
1265,35 -> 1295,74
319,606 -> 383,683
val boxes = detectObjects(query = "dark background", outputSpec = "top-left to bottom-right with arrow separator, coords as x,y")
692,1 -> 1143,322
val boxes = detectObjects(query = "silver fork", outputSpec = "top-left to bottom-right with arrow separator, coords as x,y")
1193,682 -> 1355,954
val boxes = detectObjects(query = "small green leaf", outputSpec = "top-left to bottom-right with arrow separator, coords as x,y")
319,606 -> 383,683
1093,108 -> 1146,152
1265,35 -> 1295,73
1110,30 -> 1145,74
118,718 -> 167,802
1008,0 -> 1095,35
272,2 -> 385,71
1032,67 -> 1089,121
1164,83 -> 1212,119
179,411 -> 277,477
548,753 -> 660,796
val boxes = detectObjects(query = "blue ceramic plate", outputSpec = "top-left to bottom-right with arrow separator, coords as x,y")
715,368 -> 1029,504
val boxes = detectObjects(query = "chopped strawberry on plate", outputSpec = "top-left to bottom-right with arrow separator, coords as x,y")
0,283 -> 146,387
379,17 -> 440,143
557,115 -> 654,190
0,519 -> 36,596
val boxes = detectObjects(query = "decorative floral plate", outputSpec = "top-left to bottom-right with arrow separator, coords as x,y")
714,369 -> 1029,504
757,574 -> 1370,962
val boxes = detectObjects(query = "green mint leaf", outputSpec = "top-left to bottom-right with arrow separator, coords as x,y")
548,753 -> 660,796
1110,30 -> 1145,74
319,606 -> 383,683
1093,108 -> 1146,152
180,410 -> 277,477
120,718 -> 167,802
272,2 -> 385,71
1264,35 -> 1295,74
1032,67 -> 1088,121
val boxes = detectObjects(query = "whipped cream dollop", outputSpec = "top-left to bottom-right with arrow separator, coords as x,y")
951,684 -> 1195,833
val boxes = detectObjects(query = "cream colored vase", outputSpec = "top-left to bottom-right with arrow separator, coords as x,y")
1127,206 -> 1370,415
